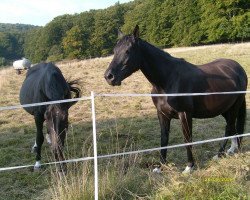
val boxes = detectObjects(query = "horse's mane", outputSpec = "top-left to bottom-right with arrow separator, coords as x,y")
139,38 -> 186,63
26,63 -> 44,77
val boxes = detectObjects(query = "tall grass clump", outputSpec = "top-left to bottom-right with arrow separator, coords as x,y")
49,153 -> 156,200
49,125 -> 155,200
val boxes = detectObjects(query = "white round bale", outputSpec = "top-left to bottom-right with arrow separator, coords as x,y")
13,58 -> 31,70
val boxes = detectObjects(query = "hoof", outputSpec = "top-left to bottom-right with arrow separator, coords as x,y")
182,166 -> 193,174
226,147 -> 238,156
226,138 -> 238,155
213,152 -> 227,160
152,167 -> 161,174
34,161 -> 41,171
226,149 -> 236,156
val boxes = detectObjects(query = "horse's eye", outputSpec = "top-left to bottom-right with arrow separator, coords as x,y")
121,64 -> 128,71
126,50 -> 130,54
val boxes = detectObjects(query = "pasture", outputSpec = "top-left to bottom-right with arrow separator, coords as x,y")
0,43 -> 249,199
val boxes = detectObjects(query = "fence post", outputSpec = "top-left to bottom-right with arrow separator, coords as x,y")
91,91 -> 98,200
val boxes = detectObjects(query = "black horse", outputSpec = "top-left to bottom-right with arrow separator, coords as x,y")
20,62 -> 81,171
104,25 -> 247,173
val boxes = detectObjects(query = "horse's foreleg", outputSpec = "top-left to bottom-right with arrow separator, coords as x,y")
34,116 -> 44,170
179,112 -> 194,174
158,111 -> 171,164
153,111 -> 171,173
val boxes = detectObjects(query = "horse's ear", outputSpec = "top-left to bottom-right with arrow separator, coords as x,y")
133,25 -> 139,38
118,29 -> 124,39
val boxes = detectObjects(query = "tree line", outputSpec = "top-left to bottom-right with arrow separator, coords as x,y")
0,0 -> 249,66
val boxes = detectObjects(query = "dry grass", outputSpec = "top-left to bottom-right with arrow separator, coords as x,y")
0,69 -> 7,90
154,152 -> 250,199
0,43 -> 250,200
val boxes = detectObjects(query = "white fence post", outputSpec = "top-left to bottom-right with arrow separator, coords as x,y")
91,91 -> 98,200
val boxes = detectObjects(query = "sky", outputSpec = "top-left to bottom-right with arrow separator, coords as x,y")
0,0 -> 133,26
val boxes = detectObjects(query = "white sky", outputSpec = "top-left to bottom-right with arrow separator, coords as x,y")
0,0 -> 133,26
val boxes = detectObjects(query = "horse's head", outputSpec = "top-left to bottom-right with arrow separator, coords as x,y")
104,25 -> 142,86
44,104 -> 68,163
44,81 -> 81,173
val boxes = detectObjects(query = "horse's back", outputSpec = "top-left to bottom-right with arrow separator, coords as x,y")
20,63 -> 66,115
199,58 -> 247,90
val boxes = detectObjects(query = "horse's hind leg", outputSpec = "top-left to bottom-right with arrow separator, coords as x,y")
236,98 -> 246,150
34,115 -> 44,170
217,108 -> 238,158
225,97 -> 246,155
217,119 -> 231,157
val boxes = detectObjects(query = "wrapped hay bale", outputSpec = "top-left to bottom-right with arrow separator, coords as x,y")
13,58 -> 31,74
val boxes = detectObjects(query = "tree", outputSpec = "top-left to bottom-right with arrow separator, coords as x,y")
0,32 -> 18,60
90,3 -> 127,57
62,26 -> 83,59
199,0 -> 250,43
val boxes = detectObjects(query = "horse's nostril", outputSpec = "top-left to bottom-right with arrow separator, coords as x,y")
107,73 -> 114,81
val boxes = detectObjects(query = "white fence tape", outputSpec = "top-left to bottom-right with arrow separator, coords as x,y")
0,90 -> 250,112
0,96 -> 91,111
0,133 -> 249,172
96,90 -> 250,97
0,157 -> 94,172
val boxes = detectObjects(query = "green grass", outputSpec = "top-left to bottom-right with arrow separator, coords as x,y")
0,43 -> 250,199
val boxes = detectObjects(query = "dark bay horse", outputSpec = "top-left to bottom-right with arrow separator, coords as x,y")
104,25 -> 247,173
20,62 -> 81,171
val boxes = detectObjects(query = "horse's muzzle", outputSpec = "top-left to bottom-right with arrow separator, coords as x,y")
104,71 -> 121,86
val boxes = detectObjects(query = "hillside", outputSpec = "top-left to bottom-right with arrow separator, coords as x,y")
0,43 -> 249,199
0,23 -> 39,67
1,0 -> 249,66
0,23 -> 39,33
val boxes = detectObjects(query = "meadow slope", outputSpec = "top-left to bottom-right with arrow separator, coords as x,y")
0,43 -> 249,199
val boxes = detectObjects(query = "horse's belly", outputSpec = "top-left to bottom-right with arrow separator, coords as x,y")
192,94 -> 238,118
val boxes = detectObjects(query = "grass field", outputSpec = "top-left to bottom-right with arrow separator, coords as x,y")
0,43 -> 249,199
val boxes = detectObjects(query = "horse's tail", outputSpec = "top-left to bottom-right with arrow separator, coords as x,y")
236,97 -> 246,147
67,79 -> 82,107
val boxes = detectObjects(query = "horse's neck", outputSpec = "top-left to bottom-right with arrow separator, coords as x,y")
139,40 -> 179,89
